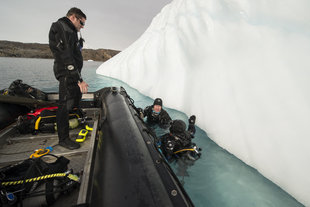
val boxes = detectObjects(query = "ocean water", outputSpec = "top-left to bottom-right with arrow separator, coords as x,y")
0,57 -> 303,207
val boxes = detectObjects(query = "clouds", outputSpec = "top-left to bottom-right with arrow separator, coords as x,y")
0,0 -> 171,50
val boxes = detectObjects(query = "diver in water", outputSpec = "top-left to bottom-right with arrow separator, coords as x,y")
160,115 -> 201,161
139,98 -> 172,128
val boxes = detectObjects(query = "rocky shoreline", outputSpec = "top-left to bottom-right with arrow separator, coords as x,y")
0,40 -> 120,62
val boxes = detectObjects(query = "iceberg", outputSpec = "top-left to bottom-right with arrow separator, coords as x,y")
96,0 -> 310,205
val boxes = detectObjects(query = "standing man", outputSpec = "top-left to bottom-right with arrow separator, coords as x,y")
49,7 -> 88,149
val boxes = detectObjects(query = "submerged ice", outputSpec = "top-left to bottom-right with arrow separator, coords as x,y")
97,0 -> 310,205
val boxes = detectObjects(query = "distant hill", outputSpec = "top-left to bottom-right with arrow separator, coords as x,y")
0,40 -> 120,62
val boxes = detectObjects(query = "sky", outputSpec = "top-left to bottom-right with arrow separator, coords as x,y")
0,0 -> 171,50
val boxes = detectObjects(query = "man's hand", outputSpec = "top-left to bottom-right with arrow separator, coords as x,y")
78,81 -> 88,94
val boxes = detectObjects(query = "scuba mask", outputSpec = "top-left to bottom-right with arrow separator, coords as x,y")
151,109 -> 160,118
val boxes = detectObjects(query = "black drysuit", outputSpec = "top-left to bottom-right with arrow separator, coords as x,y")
161,119 -> 196,158
49,17 -> 83,141
143,106 -> 172,128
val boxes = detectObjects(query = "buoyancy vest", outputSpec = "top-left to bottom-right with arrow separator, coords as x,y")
0,154 -> 79,206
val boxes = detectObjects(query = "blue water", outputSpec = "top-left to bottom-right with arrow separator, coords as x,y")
0,57 -> 304,207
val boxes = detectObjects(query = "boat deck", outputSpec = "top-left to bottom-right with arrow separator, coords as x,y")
0,88 -> 196,206
0,108 -> 100,207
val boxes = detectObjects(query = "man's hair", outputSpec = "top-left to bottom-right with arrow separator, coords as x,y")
66,7 -> 87,19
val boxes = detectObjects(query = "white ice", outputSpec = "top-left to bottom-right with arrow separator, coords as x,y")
96,0 -> 310,205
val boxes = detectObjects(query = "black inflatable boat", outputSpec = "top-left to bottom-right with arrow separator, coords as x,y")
0,87 -> 194,207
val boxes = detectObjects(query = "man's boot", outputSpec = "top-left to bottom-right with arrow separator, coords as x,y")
59,138 -> 80,150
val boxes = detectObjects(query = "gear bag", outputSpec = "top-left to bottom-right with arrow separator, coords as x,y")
16,106 -> 82,134
0,154 -> 79,206
6,79 -> 47,100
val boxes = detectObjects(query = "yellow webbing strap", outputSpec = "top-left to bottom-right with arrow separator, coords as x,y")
34,116 -> 42,130
85,125 -> 93,131
174,148 -> 195,154
1,173 -> 79,186
67,174 -> 80,182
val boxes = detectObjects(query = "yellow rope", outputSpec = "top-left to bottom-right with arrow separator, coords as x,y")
1,173 -> 79,186
174,148 -> 195,154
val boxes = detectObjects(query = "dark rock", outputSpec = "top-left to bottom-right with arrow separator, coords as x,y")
0,40 -> 120,62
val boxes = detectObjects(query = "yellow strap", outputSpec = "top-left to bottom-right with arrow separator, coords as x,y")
76,129 -> 89,143
78,129 -> 88,136
85,125 -> 93,131
1,173 -> 79,186
40,115 -> 56,119
68,174 -> 80,182
34,116 -> 42,130
174,148 -> 195,154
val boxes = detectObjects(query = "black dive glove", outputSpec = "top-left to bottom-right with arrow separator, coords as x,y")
136,108 -> 144,119
189,115 -> 196,125
188,115 -> 196,136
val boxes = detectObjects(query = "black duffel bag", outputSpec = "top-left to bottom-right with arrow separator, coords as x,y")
0,154 -> 79,206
